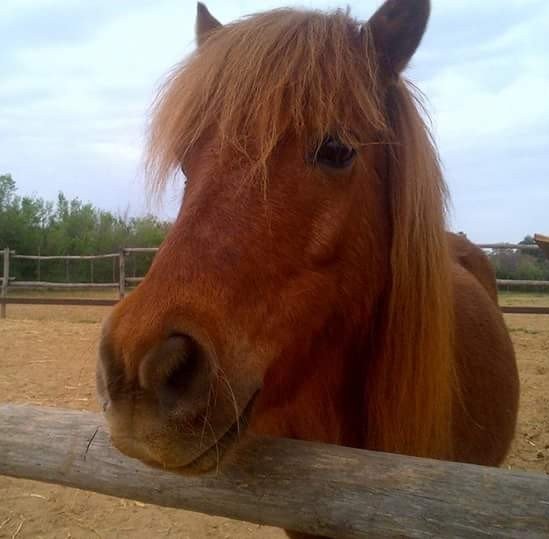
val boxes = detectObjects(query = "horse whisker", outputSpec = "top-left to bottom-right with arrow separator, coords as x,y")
217,366 -> 241,436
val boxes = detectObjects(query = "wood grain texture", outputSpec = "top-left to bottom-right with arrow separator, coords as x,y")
0,405 -> 548,538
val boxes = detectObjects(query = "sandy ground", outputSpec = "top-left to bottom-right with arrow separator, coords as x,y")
1,294 -> 548,538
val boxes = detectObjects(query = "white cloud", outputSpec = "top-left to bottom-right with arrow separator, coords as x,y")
0,0 -> 547,242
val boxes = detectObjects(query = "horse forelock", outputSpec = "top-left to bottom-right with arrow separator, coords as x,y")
146,8 -> 390,192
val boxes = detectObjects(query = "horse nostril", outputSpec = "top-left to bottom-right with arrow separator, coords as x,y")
162,338 -> 199,395
138,334 -> 209,409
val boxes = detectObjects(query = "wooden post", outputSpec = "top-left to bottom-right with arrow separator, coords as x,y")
37,245 -> 41,281
534,234 -> 549,260
118,249 -> 126,299
0,405 -> 548,538
1,248 -> 10,319
90,259 -> 94,283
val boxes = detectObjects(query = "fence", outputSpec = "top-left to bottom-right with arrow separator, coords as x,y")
0,404 -> 548,538
1,242 -> 549,318
479,240 -> 549,307
0,247 -> 153,317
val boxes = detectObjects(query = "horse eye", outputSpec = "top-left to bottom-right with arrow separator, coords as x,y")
314,136 -> 356,170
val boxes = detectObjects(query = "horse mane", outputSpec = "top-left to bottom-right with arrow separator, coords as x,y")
146,8 -> 388,190
146,8 -> 456,459
365,83 -> 455,459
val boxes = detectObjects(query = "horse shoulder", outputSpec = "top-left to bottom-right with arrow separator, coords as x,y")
451,262 -> 519,466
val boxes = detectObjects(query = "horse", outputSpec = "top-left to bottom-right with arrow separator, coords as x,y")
96,2 -> 519,537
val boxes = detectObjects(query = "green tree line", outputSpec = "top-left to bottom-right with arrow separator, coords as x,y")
0,173 -> 170,283
489,235 -> 549,283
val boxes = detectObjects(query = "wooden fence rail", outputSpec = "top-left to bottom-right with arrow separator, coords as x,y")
123,247 -> 160,253
0,405 -> 548,538
0,297 -> 117,307
478,243 -> 541,252
9,281 -> 118,289
497,279 -> 549,287
125,276 -> 145,284
12,253 -> 120,261
0,248 -> 138,317
501,306 -> 549,315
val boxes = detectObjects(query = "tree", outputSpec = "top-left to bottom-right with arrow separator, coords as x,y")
519,235 -> 544,261
490,235 -> 549,282
0,174 -> 171,282
519,235 -> 536,245
0,174 -> 16,210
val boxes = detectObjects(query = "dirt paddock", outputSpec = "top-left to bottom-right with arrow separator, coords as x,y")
1,292 -> 548,538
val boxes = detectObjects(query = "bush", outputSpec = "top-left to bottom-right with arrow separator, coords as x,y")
489,252 -> 549,281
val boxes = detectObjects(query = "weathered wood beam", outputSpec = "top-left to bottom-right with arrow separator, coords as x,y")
0,405 -> 548,538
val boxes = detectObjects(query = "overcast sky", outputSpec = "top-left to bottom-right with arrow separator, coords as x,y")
1,0 -> 547,242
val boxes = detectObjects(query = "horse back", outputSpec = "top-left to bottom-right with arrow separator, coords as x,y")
448,232 -> 498,303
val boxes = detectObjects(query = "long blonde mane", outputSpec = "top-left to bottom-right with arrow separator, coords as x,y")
147,8 -> 455,459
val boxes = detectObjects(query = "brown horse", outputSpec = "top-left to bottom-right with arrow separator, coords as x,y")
97,1 -> 519,536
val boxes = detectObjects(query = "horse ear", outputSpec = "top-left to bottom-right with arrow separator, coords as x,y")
196,2 -> 222,46
366,0 -> 430,75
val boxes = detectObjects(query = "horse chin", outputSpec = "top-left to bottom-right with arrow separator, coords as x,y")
171,391 -> 259,475
110,391 -> 259,475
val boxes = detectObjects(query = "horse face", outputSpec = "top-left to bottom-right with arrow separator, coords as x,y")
97,131 -> 389,471
97,0 -> 430,472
